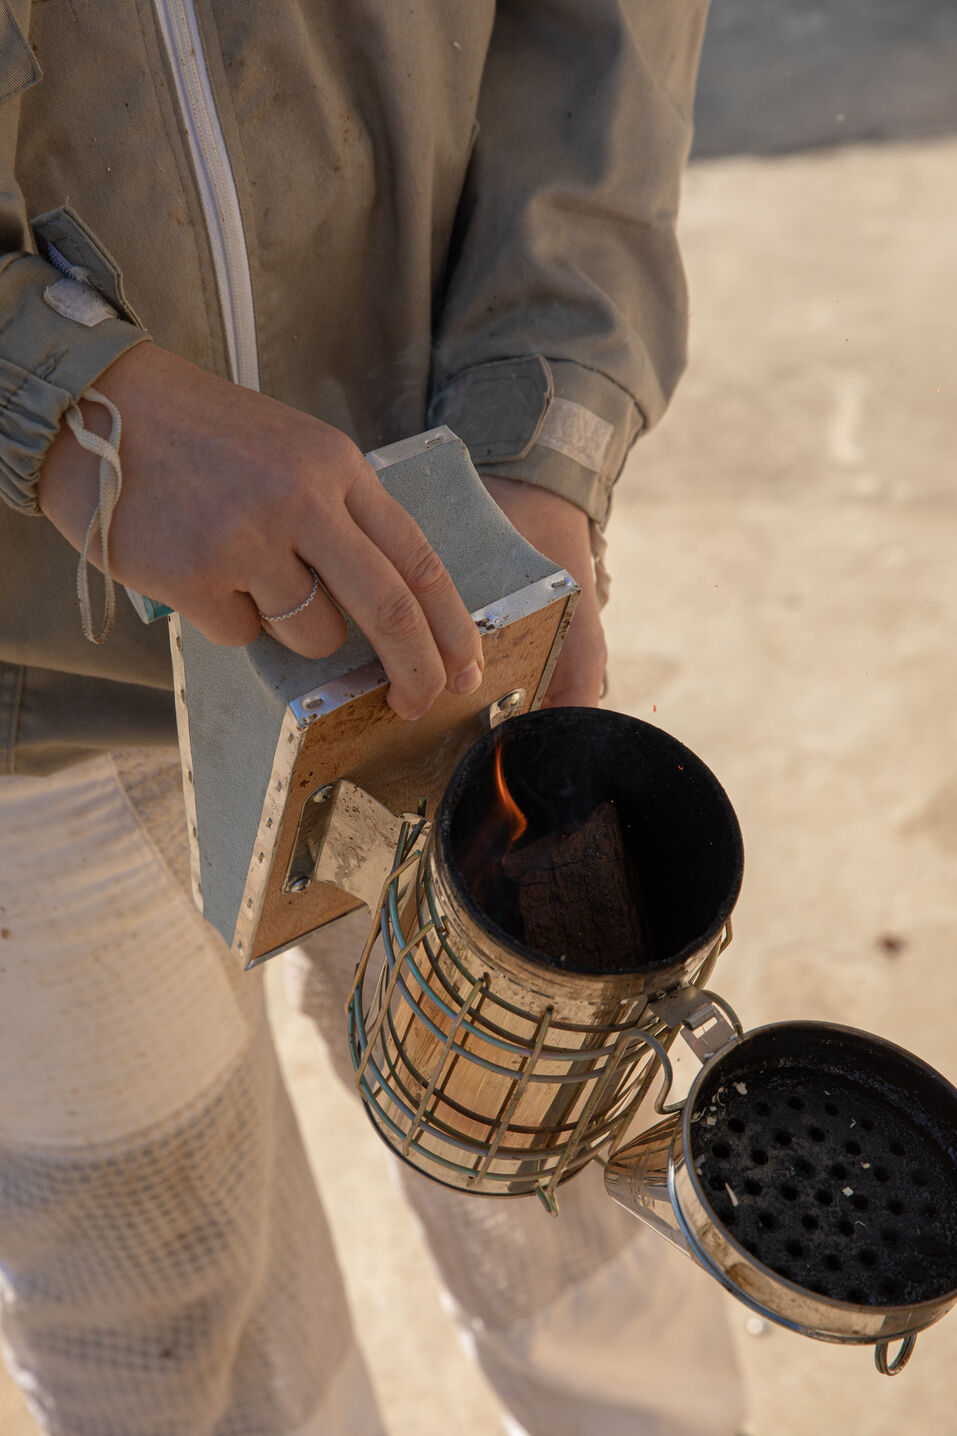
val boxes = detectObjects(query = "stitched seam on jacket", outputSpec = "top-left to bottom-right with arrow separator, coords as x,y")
132,0 -> 232,377
196,12 -> 263,390
441,356 -> 646,437
0,0 -> 42,105
547,358 -> 647,430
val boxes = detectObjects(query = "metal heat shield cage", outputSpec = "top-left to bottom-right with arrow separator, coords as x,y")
170,428 -> 579,968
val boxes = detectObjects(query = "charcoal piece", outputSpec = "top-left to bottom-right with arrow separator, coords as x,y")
501,801 -> 651,969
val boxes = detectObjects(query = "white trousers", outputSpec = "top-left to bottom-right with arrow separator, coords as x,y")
0,756 -> 745,1436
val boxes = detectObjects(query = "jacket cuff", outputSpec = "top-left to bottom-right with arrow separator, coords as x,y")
0,253 -> 149,514
427,356 -> 643,525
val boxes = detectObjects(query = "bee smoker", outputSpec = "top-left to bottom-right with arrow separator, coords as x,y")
331,710 -> 957,1378
172,430 -> 957,1379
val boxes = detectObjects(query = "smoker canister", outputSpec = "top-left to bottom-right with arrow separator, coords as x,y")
347,710 -> 744,1208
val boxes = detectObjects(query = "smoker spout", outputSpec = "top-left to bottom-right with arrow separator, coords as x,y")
604,1117 -> 695,1256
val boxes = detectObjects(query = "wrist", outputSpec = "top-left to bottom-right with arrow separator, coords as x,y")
480,473 -> 594,574
38,342 -> 155,519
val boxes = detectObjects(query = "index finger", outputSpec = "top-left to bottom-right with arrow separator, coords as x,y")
346,467 -> 484,693
300,515 -> 477,720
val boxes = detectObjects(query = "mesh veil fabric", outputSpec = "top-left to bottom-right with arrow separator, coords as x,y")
0,758 -> 384,1436
111,747 -> 193,896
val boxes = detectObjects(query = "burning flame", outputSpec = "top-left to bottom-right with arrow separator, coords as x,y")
494,741 -> 528,846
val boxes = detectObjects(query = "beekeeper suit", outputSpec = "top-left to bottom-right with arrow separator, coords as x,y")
0,1 -> 744,1432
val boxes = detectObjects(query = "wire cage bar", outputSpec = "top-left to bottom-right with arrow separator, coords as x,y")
347,819 -> 729,1210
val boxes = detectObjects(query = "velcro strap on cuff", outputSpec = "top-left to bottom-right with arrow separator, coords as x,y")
429,355 -> 554,465
429,356 -> 643,524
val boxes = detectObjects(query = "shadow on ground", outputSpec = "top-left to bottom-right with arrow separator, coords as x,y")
693,0 -> 957,158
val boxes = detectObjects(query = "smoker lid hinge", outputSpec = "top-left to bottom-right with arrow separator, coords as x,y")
485,688 -> 527,730
649,987 -> 742,1064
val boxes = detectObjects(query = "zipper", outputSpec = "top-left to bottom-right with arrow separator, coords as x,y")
151,0 -> 261,391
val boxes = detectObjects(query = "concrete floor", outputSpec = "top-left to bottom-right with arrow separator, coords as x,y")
3,135 -> 955,1435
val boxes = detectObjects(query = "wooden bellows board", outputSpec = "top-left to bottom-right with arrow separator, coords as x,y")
170,428 -> 579,967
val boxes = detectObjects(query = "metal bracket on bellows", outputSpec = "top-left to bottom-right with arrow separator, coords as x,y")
282,683 -> 530,906
283,780 -> 414,909
649,987 -> 742,1063
485,688 -> 526,731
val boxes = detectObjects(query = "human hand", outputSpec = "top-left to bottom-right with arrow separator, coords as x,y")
37,343 -> 484,721
481,475 -> 606,708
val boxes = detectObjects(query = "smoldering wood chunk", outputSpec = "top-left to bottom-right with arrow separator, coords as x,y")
501,801 -> 652,970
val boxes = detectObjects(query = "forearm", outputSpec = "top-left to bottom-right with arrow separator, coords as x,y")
481,474 -> 606,708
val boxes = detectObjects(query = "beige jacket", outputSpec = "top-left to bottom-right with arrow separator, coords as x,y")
0,0 -> 708,773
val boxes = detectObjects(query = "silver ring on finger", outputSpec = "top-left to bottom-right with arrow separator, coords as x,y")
257,567 -> 321,624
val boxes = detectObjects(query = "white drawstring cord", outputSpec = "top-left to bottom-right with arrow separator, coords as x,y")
64,387 -> 123,644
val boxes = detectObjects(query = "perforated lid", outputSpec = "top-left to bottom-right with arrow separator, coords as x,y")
688,1024 -> 957,1307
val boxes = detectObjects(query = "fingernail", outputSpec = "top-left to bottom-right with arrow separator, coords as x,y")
453,661 -> 483,695
385,689 -> 420,721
